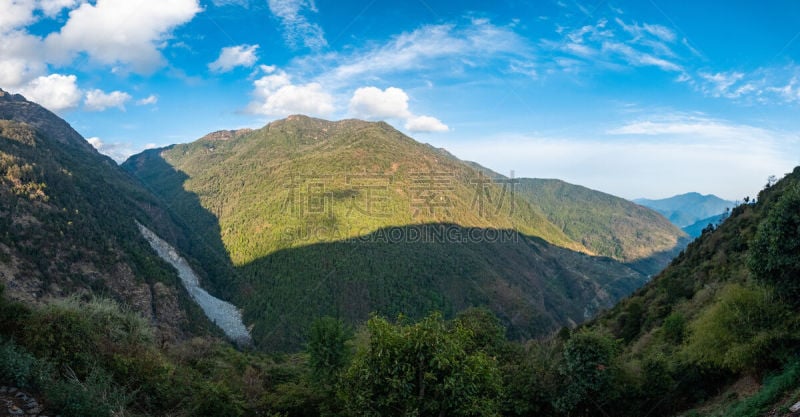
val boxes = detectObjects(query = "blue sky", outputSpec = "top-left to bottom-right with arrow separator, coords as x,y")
1,0 -> 799,200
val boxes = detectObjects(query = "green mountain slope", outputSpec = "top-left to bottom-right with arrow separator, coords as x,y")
513,178 -> 689,274
572,166 -> 800,417
635,192 -> 734,227
0,88 -> 217,339
124,115 -> 683,350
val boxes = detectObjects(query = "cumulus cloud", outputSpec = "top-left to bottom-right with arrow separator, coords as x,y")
208,44 -> 259,73
38,0 -> 82,17
84,89 -> 132,111
17,73 -> 82,112
45,0 -> 202,73
267,0 -> 326,50
0,1 -> 37,33
136,95 -> 159,106
0,30 -> 46,89
348,86 -> 449,133
405,115 -> 449,133
348,87 -> 412,120
247,66 -> 334,117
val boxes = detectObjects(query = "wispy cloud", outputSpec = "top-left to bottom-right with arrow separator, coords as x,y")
680,64 -> 800,104
267,0 -> 327,50
307,19 -> 529,88
543,16 -> 685,74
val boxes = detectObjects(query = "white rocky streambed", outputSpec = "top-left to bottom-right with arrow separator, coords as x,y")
137,223 -> 251,345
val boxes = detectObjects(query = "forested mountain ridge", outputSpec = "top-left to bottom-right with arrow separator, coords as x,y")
124,114 -> 686,349
0,88 -> 218,340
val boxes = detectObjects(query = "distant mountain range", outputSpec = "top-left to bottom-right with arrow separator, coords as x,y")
634,192 -> 735,237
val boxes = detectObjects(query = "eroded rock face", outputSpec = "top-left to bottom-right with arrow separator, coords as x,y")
138,223 -> 251,345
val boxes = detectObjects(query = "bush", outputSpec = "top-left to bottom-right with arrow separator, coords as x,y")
0,338 -> 48,388
685,284 -> 789,372
339,313 -> 503,417
45,367 -> 132,417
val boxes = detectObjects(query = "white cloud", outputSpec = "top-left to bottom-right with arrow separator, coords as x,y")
86,136 -> 140,162
0,0 -> 37,33
546,16 -> 684,74
348,86 -> 449,133
0,30 -> 46,88
208,44 -> 259,73
405,115 -> 449,133
136,95 -> 158,105
267,0 -> 326,50
38,0 -> 82,17
313,20 -> 528,88
44,0 -> 202,73
348,87 -> 411,120
615,18 -> 676,43
602,41 -> 682,72
607,115 -> 773,139
84,89 -> 132,111
247,67 -> 334,117
698,71 -> 746,98
17,73 -> 82,112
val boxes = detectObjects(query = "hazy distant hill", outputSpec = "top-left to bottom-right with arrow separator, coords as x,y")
681,212 -> 729,238
125,115 -> 685,349
634,192 -> 734,228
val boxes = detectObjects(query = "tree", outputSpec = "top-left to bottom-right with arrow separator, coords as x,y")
554,329 -> 619,416
749,184 -> 800,306
307,316 -> 351,388
339,313 -> 503,417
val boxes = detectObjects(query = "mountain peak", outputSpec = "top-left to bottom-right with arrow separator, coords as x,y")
0,88 -> 93,152
0,88 -> 26,103
198,128 -> 254,142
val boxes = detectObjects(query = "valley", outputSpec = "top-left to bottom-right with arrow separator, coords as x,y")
0,89 -> 797,417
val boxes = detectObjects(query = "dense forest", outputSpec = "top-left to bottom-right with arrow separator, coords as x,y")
2,166 -> 799,416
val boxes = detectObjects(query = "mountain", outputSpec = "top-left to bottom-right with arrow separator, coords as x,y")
124,115 -> 685,350
681,212 -> 728,238
634,192 -> 734,228
0,88 -> 221,340
574,167 -> 800,416
512,178 -> 689,274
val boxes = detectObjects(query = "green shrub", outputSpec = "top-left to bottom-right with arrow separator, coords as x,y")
0,338 -> 46,388
339,313 -> 503,417
662,312 -> 687,344
685,284 -> 789,372
45,367 -> 132,417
